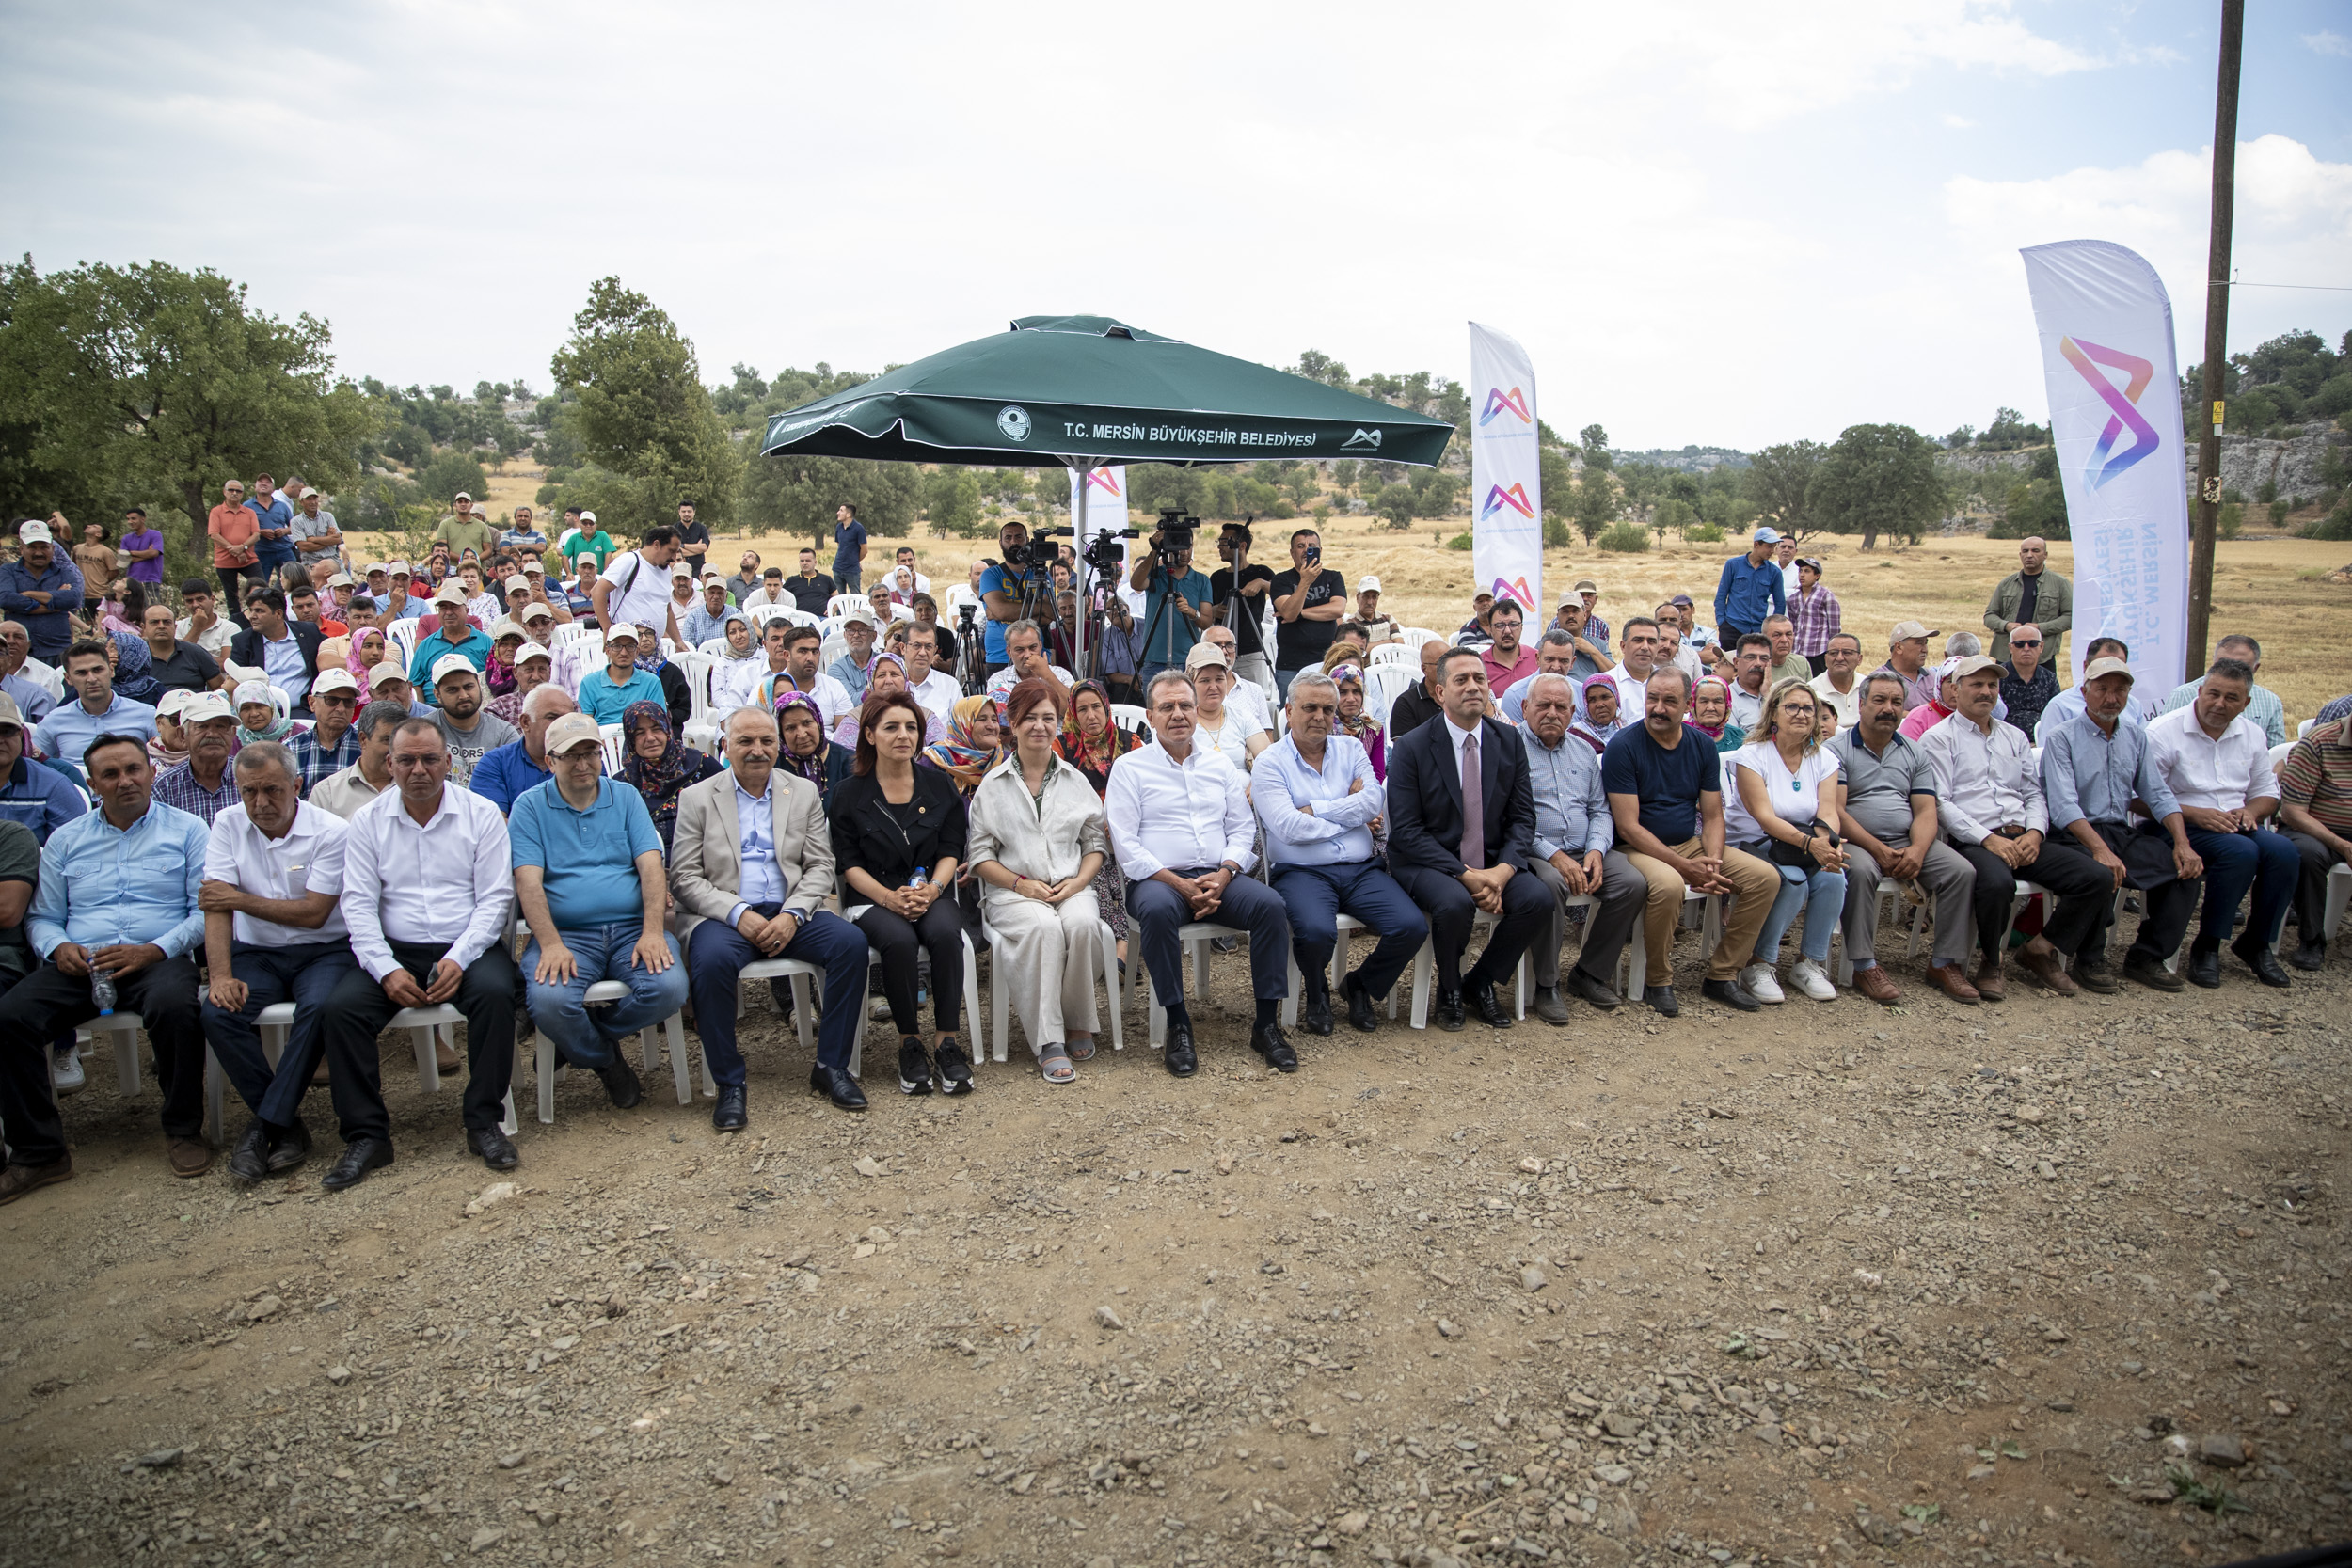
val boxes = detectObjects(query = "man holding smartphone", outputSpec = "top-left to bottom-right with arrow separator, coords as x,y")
1269,528 -> 1347,699
1209,523 -> 1276,700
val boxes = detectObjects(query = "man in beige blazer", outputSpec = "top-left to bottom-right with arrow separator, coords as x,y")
673,706 -> 872,1118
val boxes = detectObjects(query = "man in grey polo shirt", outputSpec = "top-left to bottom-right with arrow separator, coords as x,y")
1829,670 -> 1978,1005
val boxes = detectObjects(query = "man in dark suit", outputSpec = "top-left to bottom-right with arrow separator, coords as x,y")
1385,646 -> 1550,1029
228,588 -> 326,714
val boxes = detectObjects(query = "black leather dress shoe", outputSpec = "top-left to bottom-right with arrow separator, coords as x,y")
1466,978 -> 1512,1029
1343,973 -> 1380,1034
467,1126 -> 518,1171
714,1083 -> 751,1128
2232,939 -> 2293,988
1299,991 -> 1335,1037
227,1120 -> 272,1185
2291,939 -> 2327,972
1700,976 -> 1760,1012
594,1055 -> 643,1110
1434,990 -> 1467,1032
264,1117 -> 311,1175
1250,1022 -> 1298,1072
2186,946 -> 2221,989
807,1066 -> 864,1111
321,1137 -> 393,1192
1163,1022 -> 1197,1077
1570,970 -> 1622,1010
1643,985 -> 1678,1018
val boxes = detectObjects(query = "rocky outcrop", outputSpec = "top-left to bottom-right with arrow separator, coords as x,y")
2213,430 -> 2346,499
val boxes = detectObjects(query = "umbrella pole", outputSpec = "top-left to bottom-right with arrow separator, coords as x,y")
1071,458 -> 1092,676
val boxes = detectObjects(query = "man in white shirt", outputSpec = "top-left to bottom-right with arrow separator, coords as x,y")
889,546 -> 931,598
1806,631 -> 1865,732
1105,670 -> 1295,1078
2145,656 -> 2296,989
904,624 -> 961,719
1915,655 -> 2112,1000
173,582 -> 235,657
985,619 -> 1073,703
738,565 -> 794,613
1254,672 -> 1427,1036
317,718 -> 519,1189
592,524 -> 685,645
1725,634 -> 1772,732
763,624 -> 854,730
1597,615 -> 1664,722
198,739 -> 357,1184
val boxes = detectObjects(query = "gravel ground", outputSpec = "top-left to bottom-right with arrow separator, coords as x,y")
4,929 -> 2347,1568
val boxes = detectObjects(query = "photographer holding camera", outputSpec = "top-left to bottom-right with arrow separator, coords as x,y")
1126,517 -> 1216,687
1210,522 -> 1277,701
1270,527 -> 1348,699
978,521 -> 1052,679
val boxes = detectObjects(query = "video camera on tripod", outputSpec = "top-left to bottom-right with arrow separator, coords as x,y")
1149,508 -> 1200,563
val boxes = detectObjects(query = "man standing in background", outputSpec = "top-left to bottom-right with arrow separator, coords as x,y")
1982,535 -> 2072,671
1209,523 -> 1276,698
833,502 -> 867,594
1269,527 -> 1346,698
119,508 -> 167,594
290,487 -> 343,578
1713,527 -> 1787,643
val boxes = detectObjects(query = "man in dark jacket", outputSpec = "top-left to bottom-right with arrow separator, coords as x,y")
227,590 -> 326,713
1384,647 -> 1549,1031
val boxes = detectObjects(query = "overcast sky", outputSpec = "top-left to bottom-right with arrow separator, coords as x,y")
2,0 -> 2345,451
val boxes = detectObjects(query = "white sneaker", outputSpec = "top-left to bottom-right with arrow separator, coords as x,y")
1739,963 -> 1786,1004
1790,959 -> 1838,1002
51,1046 -> 86,1095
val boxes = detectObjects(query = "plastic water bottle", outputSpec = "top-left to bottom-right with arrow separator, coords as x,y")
907,868 -> 928,891
90,971 -> 117,1017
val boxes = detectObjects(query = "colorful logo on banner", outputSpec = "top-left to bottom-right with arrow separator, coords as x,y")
1084,468 -> 1122,499
1478,386 -> 1531,427
1479,482 -> 1535,521
1489,574 -> 1535,609
2058,336 -> 2159,489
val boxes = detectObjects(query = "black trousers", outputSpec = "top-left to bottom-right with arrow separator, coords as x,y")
852,901 -> 963,1037
2047,821 -> 2201,966
2284,830 -> 2346,942
1391,863 -> 1551,996
1953,834 -> 2114,961
0,956 -> 202,1166
320,940 -> 516,1144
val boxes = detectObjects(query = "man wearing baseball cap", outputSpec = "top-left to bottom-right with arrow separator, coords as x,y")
0,691 -> 88,843
150,691 -> 241,825
199,732 -> 360,1184
1713,527 -> 1788,644
1872,620 -> 1940,714
0,520 -> 87,661
404,584 -> 493,708
425,655 -> 519,787
288,668 -> 365,793
680,572 -> 736,650
367,659 -> 427,719
509,711 -> 688,1111
1347,575 -> 1399,648
1916,654 -> 2116,999
578,624 -> 664,726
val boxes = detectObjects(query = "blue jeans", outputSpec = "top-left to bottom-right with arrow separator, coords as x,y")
2186,826 -> 2297,951
686,906 -> 868,1080
834,566 -> 861,593
522,923 -> 690,1069
1746,852 -> 1847,966
1272,859 -> 1426,1002
200,939 -> 358,1127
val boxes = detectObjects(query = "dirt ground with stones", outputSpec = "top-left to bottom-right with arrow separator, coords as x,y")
4,923 -> 2349,1568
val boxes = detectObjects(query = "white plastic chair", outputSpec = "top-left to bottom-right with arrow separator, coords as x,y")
1623,888 -> 1722,997
1398,628 -> 1441,651
679,654 -> 720,753
940,584 -> 979,618
599,723 -> 625,774
825,594 -> 875,621
819,633 -> 849,669
1365,665 -> 1417,723
384,618 -> 421,671
1368,643 -> 1422,671
195,999 -> 517,1145
979,906 -> 1123,1064
1111,704 -> 1148,737
1143,922 -> 1229,1049
1279,913 -> 1401,1027
1404,913 -> 1532,1028
1831,879 -> 1929,986
529,980 -> 696,1123
550,622 -> 583,648
2325,863 -> 2350,942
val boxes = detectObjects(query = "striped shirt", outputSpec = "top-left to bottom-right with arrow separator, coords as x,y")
2279,718 -> 2352,834
1788,583 -> 1842,657
287,723 -> 364,795
150,761 -> 239,825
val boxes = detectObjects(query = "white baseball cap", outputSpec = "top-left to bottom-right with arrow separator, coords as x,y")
578,510 -> 597,525
431,583 -> 469,606
541,712 -> 605,756
518,601 -> 554,623
503,574 -> 530,594
17,520 -> 52,545
154,689 -> 196,721
386,560 -> 412,577
515,641 -> 554,666
311,668 -> 359,698
369,663 -> 411,689
183,691 -> 237,724
1356,575 -> 1381,594
604,623 -> 641,645
431,654 -> 480,687
573,553 -> 598,569
298,486 -> 319,499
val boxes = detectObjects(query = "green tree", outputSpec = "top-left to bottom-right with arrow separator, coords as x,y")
1578,423 -> 1612,471
0,257 -> 374,546
1811,423 -> 1945,549
1373,482 -> 1419,530
923,467 -> 985,538
739,453 -> 924,543
1741,439 -> 1825,539
1571,463 -> 1617,545
548,277 -> 743,536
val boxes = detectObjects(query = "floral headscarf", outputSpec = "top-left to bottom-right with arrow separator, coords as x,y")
1327,662 -> 1380,740
1689,676 -> 1733,741
1053,678 -> 1136,794
233,678 -> 294,745
620,699 -> 717,842
923,693 -> 1001,794
104,627 -> 165,705
485,637 -> 521,696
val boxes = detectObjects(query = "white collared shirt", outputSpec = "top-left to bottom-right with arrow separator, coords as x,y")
338,784 -> 515,981
1104,738 -> 1254,881
908,669 -> 961,720
2145,705 -> 2279,813
1440,712 -> 1484,783
204,800 -> 350,946
1915,709 -> 2046,844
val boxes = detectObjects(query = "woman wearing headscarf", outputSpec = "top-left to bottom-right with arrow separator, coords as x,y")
232,679 -> 295,747
484,623 -> 524,697
107,626 -> 167,706
1053,679 -> 1138,955
920,694 -> 1002,800
620,699 -> 722,856
346,625 -> 389,681
1326,662 -> 1388,783
773,689 -> 853,801
1568,673 -> 1624,755
830,653 -> 942,749
1690,675 -> 1745,753
707,607 -> 766,713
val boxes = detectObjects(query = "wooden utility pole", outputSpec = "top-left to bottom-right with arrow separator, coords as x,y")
2185,0 -> 2244,678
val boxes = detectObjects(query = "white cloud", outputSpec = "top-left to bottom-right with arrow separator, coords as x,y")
2302,29 -> 2352,57
1946,113 -> 1979,128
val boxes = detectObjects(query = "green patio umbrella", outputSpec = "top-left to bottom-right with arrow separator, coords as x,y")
759,314 -> 1455,470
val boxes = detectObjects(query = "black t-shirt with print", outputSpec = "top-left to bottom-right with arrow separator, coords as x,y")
1269,567 -> 1347,670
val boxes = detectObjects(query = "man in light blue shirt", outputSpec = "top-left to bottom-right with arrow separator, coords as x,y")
0,734 -> 212,1199
0,692 -> 87,842
32,638 -> 159,767
1498,630 -> 1598,722
678,576 -> 736,649
1519,673 -> 1647,1016
2160,633 -> 2287,746
510,713 -> 686,1109
405,586 -> 494,708
1253,671 -> 1427,1037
